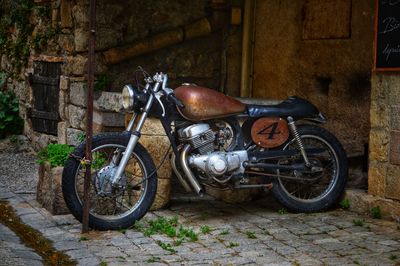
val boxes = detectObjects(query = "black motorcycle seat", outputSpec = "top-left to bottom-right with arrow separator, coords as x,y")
246,96 -> 320,119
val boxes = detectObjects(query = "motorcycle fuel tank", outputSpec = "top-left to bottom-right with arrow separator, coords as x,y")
174,85 -> 246,121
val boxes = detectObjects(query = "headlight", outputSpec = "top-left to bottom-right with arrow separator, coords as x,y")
122,84 -> 135,110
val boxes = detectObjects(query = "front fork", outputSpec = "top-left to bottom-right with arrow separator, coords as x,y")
110,93 -> 155,186
287,116 -> 311,167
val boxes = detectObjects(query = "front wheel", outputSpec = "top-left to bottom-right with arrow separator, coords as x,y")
272,125 -> 347,212
62,132 -> 157,230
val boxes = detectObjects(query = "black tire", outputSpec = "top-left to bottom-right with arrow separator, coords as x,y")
62,132 -> 157,230
271,125 -> 347,212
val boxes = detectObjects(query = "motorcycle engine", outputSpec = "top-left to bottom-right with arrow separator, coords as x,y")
178,123 -> 247,184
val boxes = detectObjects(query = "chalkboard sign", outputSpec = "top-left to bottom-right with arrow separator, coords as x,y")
375,0 -> 400,71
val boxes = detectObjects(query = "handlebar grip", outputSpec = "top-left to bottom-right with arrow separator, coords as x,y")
167,93 -> 185,109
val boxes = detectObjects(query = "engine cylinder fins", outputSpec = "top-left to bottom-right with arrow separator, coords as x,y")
178,123 -> 215,155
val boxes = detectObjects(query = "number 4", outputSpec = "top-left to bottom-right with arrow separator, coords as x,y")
257,122 -> 281,140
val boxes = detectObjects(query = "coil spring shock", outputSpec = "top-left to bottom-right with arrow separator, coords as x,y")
287,116 -> 311,167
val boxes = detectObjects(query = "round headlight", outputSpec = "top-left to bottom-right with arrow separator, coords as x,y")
122,84 -> 135,110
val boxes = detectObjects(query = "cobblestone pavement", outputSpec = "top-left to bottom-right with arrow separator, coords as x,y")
1,184 -> 400,266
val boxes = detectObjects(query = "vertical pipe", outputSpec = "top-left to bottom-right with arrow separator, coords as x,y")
82,0 -> 96,234
240,0 -> 256,98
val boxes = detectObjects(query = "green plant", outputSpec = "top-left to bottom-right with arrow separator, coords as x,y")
144,216 -> 178,237
156,240 -> 176,254
100,261 -> 108,266
178,226 -> 198,242
77,132 -> 86,143
353,219 -> 364,227
173,238 -> 183,246
0,91 -> 23,139
92,151 -> 107,169
147,256 -> 161,263
118,228 -> 127,234
339,199 -> 351,209
370,206 -> 382,219
389,255 -> 397,260
219,229 -> 230,235
95,74 -> 112,92
278,208 -> 288,215
245,231 -> 257,239
79,236 -> 89,241
227,242 -> 239,248
133,220 -> 145,231
37,144 -> 74,167
200,225 -> 212,234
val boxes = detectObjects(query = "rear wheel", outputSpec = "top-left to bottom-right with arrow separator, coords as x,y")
62,133 -> 157,230
271,125 -> 347,212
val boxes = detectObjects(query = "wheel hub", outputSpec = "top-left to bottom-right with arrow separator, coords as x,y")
93,165 -> 127,196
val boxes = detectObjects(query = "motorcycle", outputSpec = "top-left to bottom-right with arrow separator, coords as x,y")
62,68 -> 347,230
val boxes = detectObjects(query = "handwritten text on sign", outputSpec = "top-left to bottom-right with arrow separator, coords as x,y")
375,0 -> 400,70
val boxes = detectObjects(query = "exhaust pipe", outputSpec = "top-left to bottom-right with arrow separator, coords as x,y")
180,144 -> 203,194
171,151 -> 192,192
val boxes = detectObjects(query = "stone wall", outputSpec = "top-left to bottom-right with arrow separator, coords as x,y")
252,0 -> 376,156
1,0 -> 231,149
368,74 -> 400,202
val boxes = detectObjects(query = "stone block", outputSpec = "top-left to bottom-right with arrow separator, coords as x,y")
391,106 -> 400,131
58,34 -> 74,54
150,178 -> 171,210
68,105 -> 86,130
368,162 -> 386,197
70,81 -> 87,107
72,4 -> 89,27
95,92 -> 123,112
386,165 -> 400,201
59,89 -> 68,120
74,28 -> 88,52
64,55 -> 87,76
36,162 -> 69,215
93,110 -> 124,128
389,130 -> 400,165
59,75 -> 70,91
58,122 -> 67,144
139,135 -> 172,178
67,127 -> 84,146
60,0 -> 73,28
124,114 -> 165,135
345,189 -> 400,222
370,101 -> 389,128
369,129 -> 389,162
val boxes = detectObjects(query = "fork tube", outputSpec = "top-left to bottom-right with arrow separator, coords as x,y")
111,94 -> 155,185
126,113 -> 138,132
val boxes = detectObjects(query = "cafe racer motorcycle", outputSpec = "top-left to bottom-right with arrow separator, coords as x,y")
62,69 -> 347,230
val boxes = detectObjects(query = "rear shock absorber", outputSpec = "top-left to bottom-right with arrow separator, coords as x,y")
287,116 -> 311,167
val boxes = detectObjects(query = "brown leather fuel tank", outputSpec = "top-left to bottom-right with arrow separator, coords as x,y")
174,85 -> 246,121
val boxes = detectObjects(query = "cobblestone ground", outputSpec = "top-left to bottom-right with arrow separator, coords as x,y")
1,185 -> 400,266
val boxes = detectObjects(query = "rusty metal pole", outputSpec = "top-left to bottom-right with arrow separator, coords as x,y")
82,0 -> 96,233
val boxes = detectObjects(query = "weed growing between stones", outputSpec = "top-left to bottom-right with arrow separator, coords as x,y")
278,208 -> 288,215
245,231 -> 257,239
147,256 -> 161,263
219,228 -> 230,235
389,254 -> 398,260
353,219 -> 365,227
132,216 -> 199,254
200,225 -> 212,234
339,199 -> 351,210
79,236 -> 89,241
0,201 -> 76,265
226,242 -> 239,248
370,206 -> 382,219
